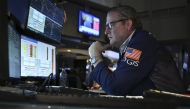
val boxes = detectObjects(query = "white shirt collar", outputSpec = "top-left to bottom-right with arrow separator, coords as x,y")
119,29 -> 136,54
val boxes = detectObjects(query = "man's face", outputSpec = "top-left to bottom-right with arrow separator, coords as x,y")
86,16 -> 90,21
105,12 -> 130,48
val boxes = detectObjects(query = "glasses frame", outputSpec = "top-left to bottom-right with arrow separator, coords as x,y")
105,19 -> 128,29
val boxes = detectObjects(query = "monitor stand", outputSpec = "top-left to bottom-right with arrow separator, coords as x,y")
81,35 -> 89,43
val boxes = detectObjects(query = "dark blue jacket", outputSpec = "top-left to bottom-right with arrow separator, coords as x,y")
90,29 -> 186,96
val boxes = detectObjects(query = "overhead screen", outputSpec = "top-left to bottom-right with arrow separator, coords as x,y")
21,35 -> 56,78
78,10 -> 100,37
183,50 -> 189,71
26,0 -> 64,43
7,0 -> 30,27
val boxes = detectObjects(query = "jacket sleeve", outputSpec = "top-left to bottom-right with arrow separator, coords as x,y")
90,32 -> 160,96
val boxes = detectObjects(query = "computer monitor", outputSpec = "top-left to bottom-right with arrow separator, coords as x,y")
7,0 -> 30,28
183,50 -> 189,72
182,50 -> 189,88
26,0 -> 64,43
21,35 -> 56,79
0,21 -> 21,80
78,10 -> 100,37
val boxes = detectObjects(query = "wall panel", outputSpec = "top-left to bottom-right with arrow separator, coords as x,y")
62,2 -> 84,38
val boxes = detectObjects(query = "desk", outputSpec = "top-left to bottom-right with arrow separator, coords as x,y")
0,101 -> 111,109
1,97 -> 190,109
0,89 -> 190,109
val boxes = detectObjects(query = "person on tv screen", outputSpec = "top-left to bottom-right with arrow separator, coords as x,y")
84,15 -> 92,28
183,52 -> 188,70
88,5 -> 186,96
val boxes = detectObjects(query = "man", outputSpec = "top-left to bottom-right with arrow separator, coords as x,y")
88,5 -> 186,96
84,15 -> 92,28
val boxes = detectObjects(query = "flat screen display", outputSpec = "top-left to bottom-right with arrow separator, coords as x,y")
7,0 -> 30,27
8,23 -> 21,79
78,10 -> 100,37
21,35 -> 56,78
26,0 -> 64,43
183,51 -> 189,71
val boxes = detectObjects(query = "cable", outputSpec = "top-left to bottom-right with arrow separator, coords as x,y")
23,78 -> 36,97
22,73 -> 53,97
46,73 -> 53,92
37,73 -> 53,93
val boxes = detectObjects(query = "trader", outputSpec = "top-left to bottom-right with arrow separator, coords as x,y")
88,5 -> 186,96
84,15 -> 92,28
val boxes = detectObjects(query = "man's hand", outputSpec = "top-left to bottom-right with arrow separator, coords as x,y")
88,41 -> 112,57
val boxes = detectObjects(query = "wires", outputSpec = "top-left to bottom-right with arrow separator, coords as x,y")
37,73 -> 53,93
22,73 -> 53,97
23,78 -> 36,97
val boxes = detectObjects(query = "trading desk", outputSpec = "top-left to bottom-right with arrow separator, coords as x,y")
0,86 -> 190,109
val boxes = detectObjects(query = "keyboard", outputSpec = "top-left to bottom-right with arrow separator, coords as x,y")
0,86 -> 37,94
59,87 -> 99,95
35,92 -> 145,108
1,86 -> 190,109
0,86 -> 37,102
35,89 -> 190,108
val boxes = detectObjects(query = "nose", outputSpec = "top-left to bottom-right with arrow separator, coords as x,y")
105,28 -> 110,35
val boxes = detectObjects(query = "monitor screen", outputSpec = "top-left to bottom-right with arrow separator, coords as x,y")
21,35 -> 56,78
78,10 -> 100,37
26,0 -> 64,43
8,22 -> 21,79
7,0 -> 30,28
183,51 -> 189,71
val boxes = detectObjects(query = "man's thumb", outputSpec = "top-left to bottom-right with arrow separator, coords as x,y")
103,44 -> 112,50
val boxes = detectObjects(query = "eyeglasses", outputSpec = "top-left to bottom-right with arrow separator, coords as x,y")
105,19 -> 128,29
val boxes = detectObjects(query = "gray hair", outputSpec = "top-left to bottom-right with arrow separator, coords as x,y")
108,5 -> 143,29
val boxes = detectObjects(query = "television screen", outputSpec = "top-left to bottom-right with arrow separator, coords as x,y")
21,35 -> 56,78
8,23 -> 21,79
78,10 -> 100,37
26,0 -> 64,43
183,51 -> 189,71
7,0 -> 30,28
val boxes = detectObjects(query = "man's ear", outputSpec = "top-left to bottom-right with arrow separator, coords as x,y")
125,19 -> 133,30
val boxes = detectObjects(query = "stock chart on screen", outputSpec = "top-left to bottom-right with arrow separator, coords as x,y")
27,0 -> 64,42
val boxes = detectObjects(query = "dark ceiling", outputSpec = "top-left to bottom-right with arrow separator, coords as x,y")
51,0 -> 110,12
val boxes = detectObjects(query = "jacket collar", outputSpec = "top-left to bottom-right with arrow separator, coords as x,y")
119,29 -> 136,55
